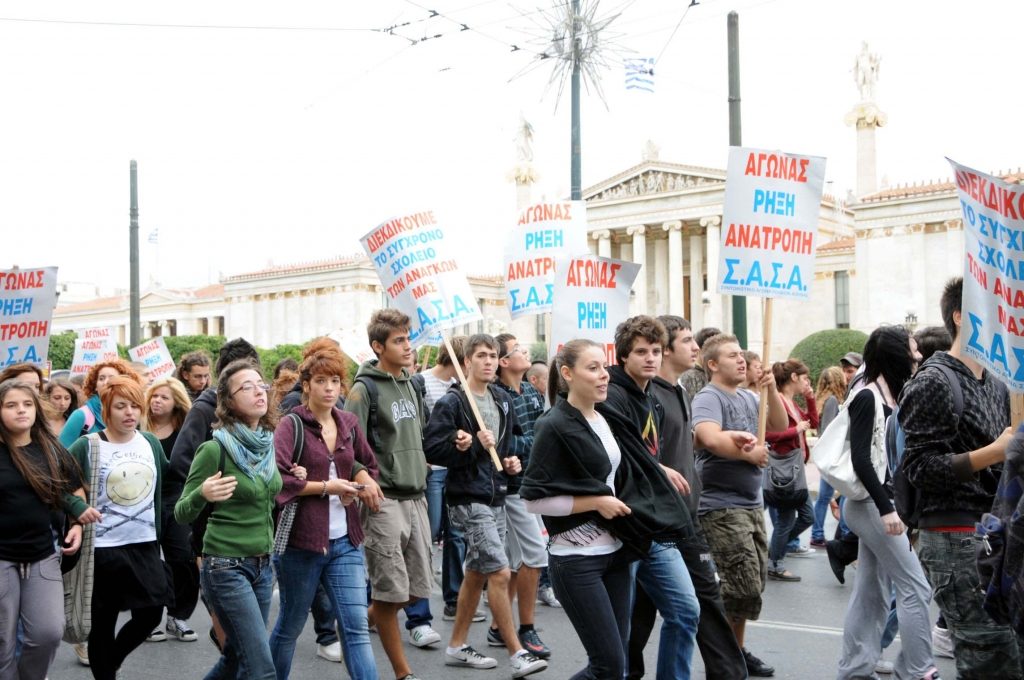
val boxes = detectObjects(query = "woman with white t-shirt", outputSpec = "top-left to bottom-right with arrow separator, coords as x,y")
65,376 -> 170,680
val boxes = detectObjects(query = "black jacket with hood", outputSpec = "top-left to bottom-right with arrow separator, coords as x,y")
168,387 -> 218,497
605,365 -> 664,458
424,382 -> 521,507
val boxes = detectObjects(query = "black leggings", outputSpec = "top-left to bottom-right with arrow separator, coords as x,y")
88,598 -> 162,680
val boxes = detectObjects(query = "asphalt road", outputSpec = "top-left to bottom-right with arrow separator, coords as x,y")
46,511 -> 958,679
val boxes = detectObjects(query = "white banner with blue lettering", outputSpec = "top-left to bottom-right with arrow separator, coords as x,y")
949,158 -> 1024,390
718,147 -> 827,300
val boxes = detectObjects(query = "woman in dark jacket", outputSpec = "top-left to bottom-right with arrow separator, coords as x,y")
521,339 -> 691,680
268,340 -> 382,680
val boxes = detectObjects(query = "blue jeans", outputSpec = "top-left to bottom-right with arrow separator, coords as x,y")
426,467 -> 447,543
550,550 -> 635,680
768,497 -> 814,570
200,555 -> 276,680
812,479 -> 850,541
631,542 -> 700,680
442,516 -> 467,606
270,537 -> 376,680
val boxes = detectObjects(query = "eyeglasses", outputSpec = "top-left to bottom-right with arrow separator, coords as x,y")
232,382 -> 270,396
501,344 -> 526,360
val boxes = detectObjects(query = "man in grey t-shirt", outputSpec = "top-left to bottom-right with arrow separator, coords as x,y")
691,334 -> 788,678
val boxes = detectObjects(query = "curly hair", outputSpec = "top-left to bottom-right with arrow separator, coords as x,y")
815,366 -> 846,406
298,337 -> 350,405
613,315 -> 668,364
84,358 -> 141,398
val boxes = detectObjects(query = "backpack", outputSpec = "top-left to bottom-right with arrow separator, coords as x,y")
189,441 -> 228,557
76,405 -> 96,436
354,373 -> 429,456
976,445 -> 1024,636
889,363 -> 964,529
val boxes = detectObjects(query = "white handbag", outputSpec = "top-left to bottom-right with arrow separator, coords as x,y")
811,385 -> 887,501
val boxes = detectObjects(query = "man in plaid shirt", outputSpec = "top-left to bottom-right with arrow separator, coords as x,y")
491,333 -> 552,660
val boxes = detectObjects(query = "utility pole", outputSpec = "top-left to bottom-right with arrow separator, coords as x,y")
129,160 -> 140,346
727,11 -> 747,347
570,0 -> 581,200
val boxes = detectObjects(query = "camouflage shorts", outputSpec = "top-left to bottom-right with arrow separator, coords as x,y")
699,507 -> 768,621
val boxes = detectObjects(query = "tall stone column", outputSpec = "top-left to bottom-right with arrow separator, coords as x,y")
701,215 -> 722,328
654,237 -> 668,316
627,225 -> 647,314
908,224 -> 927,326
664,221 -> 683,314
688,230 -> 704,330
593,229 -> 612,258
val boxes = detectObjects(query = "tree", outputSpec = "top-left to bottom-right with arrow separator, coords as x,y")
788,329 -> 868,384
47,331 -> 77,370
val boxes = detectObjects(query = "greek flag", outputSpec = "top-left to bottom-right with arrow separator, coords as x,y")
148,227 -> 159,245
625,58 -> 655,93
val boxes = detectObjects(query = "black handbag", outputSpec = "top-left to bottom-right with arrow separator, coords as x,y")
762,447 -> 808,510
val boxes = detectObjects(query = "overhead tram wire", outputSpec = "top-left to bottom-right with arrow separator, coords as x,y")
0,15 -> 383,32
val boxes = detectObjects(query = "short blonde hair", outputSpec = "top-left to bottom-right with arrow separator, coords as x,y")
142,377 -> 192,431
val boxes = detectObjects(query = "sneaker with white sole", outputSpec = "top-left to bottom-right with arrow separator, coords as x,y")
408,624 -> 441,648
445,645 -> 497,669
74,643 -> 90,667
146,628 -> 167,642
443,604 -> 486,622
510,649 -> 548,678
874,659 -> 894,675
932,624 -> 954,659
165,617 -> 198,642
786,546 -> 816,558
536,586 -> 561,608
317,641 -> 342,662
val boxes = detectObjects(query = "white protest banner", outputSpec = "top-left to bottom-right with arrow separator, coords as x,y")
71,327 -> 119,375
0,266 -> 58,369
550,255 -> 641,365
949,159 -> 1024,390
718,147 -> 827,300
328,327 -> 376,366
361,210 -> 482,347
128,336 -> 176,380
504,200 -> 588,318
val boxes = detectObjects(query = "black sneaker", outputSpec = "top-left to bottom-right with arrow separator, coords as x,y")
443,604 -> 486,622
487,627 -> 505,647
743,648 -> 775,677
518,629 -> 552,660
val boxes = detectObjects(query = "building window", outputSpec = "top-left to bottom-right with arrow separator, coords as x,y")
835,271 -> 850,329
535,314 -> 546,342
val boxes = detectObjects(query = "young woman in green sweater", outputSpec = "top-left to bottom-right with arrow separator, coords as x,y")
175,360 -> 282,680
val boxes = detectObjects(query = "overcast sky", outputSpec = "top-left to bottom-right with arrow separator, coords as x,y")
2,0 -> 1019,291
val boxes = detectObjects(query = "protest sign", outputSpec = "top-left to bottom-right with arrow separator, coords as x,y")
504,200 -> 588,318
718,147 -> 827,301
71,327 -> 119,375
950,159 -> 1024,390
361,210 -> 482,347
550,255 -> 641,365
128,336 -> 176,380
328,327 -> 376,366
0,266 -> 58,369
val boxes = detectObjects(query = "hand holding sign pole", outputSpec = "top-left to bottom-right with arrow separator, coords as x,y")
361,211 -> 500,470
718,147 -> 826,442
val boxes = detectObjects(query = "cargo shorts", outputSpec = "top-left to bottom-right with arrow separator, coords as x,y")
448,502 -> 508,575
700,507 -> 768,621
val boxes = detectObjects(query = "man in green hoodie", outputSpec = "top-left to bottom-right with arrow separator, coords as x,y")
344,308 -> 431,680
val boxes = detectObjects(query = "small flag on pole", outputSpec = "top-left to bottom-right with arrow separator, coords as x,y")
625,58 -> 655,93
148,227 -> 159,245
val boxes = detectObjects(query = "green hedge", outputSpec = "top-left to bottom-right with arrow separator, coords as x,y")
787,329 -> 868,384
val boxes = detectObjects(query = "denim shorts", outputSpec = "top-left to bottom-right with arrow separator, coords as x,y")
448,503 -> 508,574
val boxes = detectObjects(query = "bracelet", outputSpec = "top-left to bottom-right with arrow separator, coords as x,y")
320,480 -> 328,498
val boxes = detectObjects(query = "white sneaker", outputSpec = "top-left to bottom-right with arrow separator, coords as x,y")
146,628 -> 167,642
874,659 -> 894,675
73,643 -> 89,667
316,641 -> 342,662
165,617 -> 198,642
510,649 -> 548,678
537,586 -> 561,608
408,624 -> 441,648
932,623 -> 954,659
786,546 -> 816,558
445,645 -> 497,669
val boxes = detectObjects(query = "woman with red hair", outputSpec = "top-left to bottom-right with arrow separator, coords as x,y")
58,359 -> 141,448
65,376 -> 171,680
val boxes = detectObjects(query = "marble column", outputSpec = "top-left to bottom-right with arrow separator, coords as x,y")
654,237 -> 668,316
627,225 -> 647,314
664,221 -> 683,315
689,230 -> 704,329
701,215 -> 722,328
908,224 -> 927,327
619,241 -> 632,263
594,229 -> 612,258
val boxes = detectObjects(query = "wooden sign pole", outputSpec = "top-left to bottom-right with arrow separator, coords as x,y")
442,333 -> 503,470
756,298 -> 773,444
1012,392 -> 1024,430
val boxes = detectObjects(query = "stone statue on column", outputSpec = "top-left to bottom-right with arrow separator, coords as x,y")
845,42 -> 887,198
510,113 -> 538,209
853,42 -> 880,102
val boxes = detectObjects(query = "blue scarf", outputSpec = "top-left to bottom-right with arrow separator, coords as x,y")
213,424 -> 276,484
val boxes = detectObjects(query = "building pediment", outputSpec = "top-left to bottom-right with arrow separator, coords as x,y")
583,161 -> 726,203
